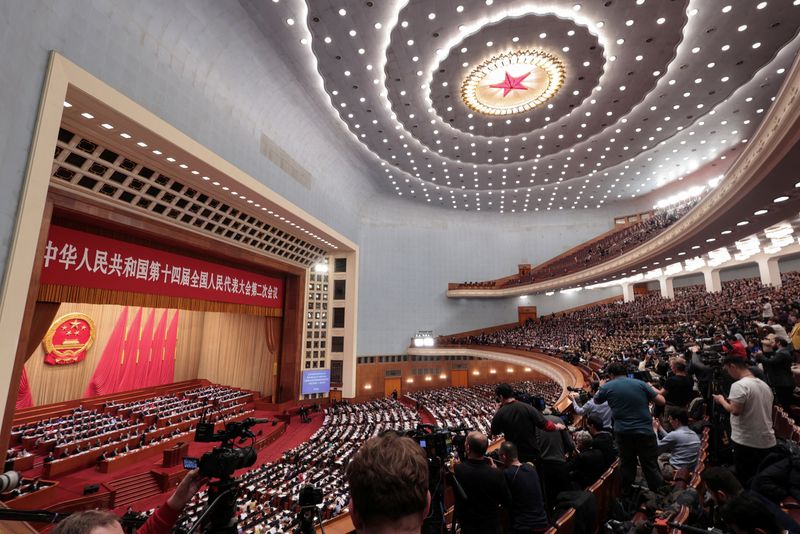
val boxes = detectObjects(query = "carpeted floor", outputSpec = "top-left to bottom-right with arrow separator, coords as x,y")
21,409 -> 325,520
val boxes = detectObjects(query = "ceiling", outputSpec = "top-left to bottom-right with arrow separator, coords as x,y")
241,0 -> 800,213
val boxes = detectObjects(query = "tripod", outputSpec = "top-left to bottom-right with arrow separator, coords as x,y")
294,504 -> 326,534
182,477 -> 240,534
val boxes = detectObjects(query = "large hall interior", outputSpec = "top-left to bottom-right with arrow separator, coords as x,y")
1,1 -> 800,533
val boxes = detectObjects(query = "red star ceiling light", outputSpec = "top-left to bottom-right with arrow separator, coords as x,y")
461,50 -> 566,116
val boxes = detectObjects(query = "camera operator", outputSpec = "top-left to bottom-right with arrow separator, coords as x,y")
701,467 -> 800,533
497,441 -> 549,534
52,469 -> 207,534
345,432 -> 430,534
593,362 -> 666,492
569,381 -> 613,431
722,333 -> 747,360
758,337 -> 795,410
453,431 -> 510,534
713,356 -> 776,486
491,384 -> 565,464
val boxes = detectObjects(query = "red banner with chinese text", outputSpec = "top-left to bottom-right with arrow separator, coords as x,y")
41,225 -> 284,309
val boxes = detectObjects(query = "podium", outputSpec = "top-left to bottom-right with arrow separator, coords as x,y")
162,442 -> 189,468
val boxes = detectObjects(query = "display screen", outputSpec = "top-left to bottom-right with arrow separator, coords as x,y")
183,457 -> 199,470
301,369 -> 331,395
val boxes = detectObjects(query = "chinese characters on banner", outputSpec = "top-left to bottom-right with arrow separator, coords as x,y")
41,225 -> 284,309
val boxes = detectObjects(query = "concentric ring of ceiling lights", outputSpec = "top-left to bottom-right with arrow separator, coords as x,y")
460,50 -> 566,116
250,0 -> 800,211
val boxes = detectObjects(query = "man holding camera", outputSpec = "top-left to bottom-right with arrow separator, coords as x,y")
491,384 -> 565,464
453,431 -> 510,534
713,355 -> 776,486
569,382 -> 613,431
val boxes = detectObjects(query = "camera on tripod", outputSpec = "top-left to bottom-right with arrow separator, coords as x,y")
407,423 -> 468,462
194,416 -> 267,479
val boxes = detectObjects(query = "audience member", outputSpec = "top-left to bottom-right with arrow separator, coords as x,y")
653,407 -> 700,480
345,432 -> 429,534
568,431 -> 606,488
453,431 -> 510,534
713,356 -> 776,486
491,383 -> 564,463
594,362 -> 665,492
498,441 -> 549,534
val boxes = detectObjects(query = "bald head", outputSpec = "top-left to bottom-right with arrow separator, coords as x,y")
465,431 -> 489,459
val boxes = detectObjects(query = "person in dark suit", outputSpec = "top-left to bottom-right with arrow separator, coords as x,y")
569,431 -> 606,488
453,431 -> 511,534
587,415 -> 617,469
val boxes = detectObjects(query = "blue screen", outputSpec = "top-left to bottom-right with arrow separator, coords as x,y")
301,369 -> 331,395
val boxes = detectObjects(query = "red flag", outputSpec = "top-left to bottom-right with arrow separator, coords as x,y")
131,309 -> 155,391
84,307 -> 129,397
160,310 -> 179,385
145,310 -> 168,387
16,367 -> 34,409
116,308 -> 143,393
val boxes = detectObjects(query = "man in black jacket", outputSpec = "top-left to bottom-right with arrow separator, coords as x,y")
453,431 -> 510,534
491,384 -> 565,463
759,337 -> 795,409
498,441 -> 549,534
586,415 -> 617,469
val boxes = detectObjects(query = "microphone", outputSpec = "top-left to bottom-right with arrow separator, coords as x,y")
0,471 -> 22,493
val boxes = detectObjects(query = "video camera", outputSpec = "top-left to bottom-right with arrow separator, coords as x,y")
194,417 -> 268,479
407,423 -> 469,462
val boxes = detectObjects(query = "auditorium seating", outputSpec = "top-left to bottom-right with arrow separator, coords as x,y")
443,272 -> 800,368
171,399 -> 419,533
453,200 -> 698,291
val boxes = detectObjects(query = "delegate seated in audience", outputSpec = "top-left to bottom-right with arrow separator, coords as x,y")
652,407 -> 700,480
568,430 -> 606,489
52,469 -> 206,534
498,441 -> 549,534
345,432 -> 429,534
453,431 -> 510,534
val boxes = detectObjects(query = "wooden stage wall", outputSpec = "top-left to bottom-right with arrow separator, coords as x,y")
24,302 -> 280,405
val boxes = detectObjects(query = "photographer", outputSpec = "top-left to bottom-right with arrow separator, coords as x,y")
593,362 -> 666,492
569,382 -> 613,431
758,337 -> 795,410
453,431 -> 510,534
498,441 -> 549,534
656,357 -> 694,410
345,432 -> 430,534
491,384 -> 565,464
52,469 -> 207,534
713,356 -> 776,486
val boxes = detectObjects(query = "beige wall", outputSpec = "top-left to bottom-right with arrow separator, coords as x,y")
24,303 -> 278,405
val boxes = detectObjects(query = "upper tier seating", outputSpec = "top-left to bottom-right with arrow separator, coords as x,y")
454,198 -> 699,290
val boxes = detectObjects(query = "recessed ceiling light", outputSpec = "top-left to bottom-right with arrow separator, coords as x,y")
81,112 -> 94,119
691,245 -> 700,249
706,238 -> 716,242
166,157 -> 176,162
486,41 -> 493,47
324,36 -> 332,44
625,19 -> 634,26
721,5 -> 732,12
754,209 -> 768,215
456,5 -> 464,12
512,36 -> 520,42
100,123 -> 113,129
774,196 -> 789,203
63,101 -> 72,108
374,22 -> 382,29
721,230 -> 732,235
286,18 -> 294,25
136,141 -> 147,147
757,1 -> 767,7
338,8 -> 346,16
738,24 -> 747,31
300,38 -> 307,45
736,220 -> 749,226
656,17 -> 666,24
120,133 -> 131,139
400,21 -> 408,28
152,150 -> 162,155
752,42 -> 761,49
427,12 -> 435,20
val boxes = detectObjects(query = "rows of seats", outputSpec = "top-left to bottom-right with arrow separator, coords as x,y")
171,399 -> 419,534
443,272 -> 800,367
